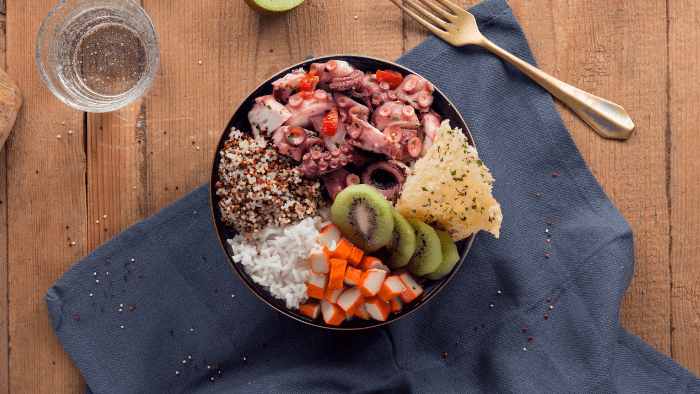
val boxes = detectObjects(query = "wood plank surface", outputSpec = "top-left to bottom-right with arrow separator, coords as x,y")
1,0 -> 699,392
0,1 -> 8,391
5,1 -> 87,393
509,0 -> 674,359
669,0 -> 700,377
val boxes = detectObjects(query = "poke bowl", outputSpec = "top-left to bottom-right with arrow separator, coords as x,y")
210,55 -> 501,329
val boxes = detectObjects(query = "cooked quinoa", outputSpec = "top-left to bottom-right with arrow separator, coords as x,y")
215,127 -> 323,234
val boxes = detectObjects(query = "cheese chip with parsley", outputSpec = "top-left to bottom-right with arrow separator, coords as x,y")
395,120 -> 502,240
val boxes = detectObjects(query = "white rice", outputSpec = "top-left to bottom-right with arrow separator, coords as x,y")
227,214 -> 331,310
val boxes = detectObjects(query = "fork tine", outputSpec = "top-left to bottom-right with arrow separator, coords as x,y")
389,0 -> 450,39
398,0 -> 451,30
414,0 -> 456,21
431,0 -> 466,16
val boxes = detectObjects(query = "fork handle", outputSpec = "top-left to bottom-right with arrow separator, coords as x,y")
478,38 -> 634,139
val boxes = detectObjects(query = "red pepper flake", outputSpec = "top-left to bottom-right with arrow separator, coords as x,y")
553,173 -> 557,177
165,186 -> 169,190
76,315 -> 80,320
215,366 -> 220,370
545,315 -> 549,319
547,298 -> 551,302
536,193 -> 540,197
482,322 -> 486,327
265,358 -> 269,362
491,299 -> 495,303
546,254 -> 550,258
443,352 -> 448,358
130,306 -> 134,311
529,336 -> 533,341
548,221 -> 552,225
213,287 -> 218,291
139,273 -> 143,278
523,327 -> 527,332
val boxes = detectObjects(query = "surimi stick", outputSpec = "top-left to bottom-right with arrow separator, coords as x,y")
309,245 -> 331,274
378,276 -> 407,301
367,260 -> 390,272
398,272 -> 423,303
346,247 -> 364,267
357,269 -> 387,297
329,238 -> 353,260
320,299 -> 345,326
354,303 -> 371,320
389,296 -> 404,312
343,266 -> 364,287
336,288 -> 366,315
358,256 -> 382,271
324,286 -> 344,303
305,273 -> 328,299
328,259 -> 348,290
365,296 -> 391,321
299,300 -> 321,319
317,224 -> 342,247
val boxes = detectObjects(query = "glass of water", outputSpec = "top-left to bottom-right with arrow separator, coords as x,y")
36,0 -> 159,113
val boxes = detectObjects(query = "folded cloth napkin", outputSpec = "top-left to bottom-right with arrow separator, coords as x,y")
47,0 -> 700,392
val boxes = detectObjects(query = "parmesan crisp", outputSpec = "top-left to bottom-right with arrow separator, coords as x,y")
395,120 -> 502,240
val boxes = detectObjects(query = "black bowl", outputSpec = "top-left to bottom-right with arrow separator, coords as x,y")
210,55 -> 475,329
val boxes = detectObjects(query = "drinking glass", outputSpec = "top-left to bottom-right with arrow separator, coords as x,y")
36,0 -> 159,113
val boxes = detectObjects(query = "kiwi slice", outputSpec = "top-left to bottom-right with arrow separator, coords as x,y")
383,210 -> 416,268
332,184 -> 394,252
425,230 -> 461,280
405,218 -> 442,276
244,0 -> 304,15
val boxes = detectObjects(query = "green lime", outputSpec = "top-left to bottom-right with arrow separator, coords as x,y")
244,0 -> 304,15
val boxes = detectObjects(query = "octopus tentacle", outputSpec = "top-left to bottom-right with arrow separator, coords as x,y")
329,70 -> 364,91
300,145 -> 356,178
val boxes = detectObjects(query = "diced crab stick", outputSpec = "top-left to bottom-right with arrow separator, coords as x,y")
358,256 -> 382,271
389,296 -> 404,313
318,224 -> 342,247
354,303 -> 371,320
357,269 -> 387,297
343,265 -> 364,287
336,288 -> 366,315
328,259 -> 348,290
320,299 -> 345,326
306,273 -> 328,299
365,296 -> 392,321
367,260 -> 390,272
309,245 -> 331,274
299,300 -> 321,319
378,276 -> 407,301
346,247 -> 364,267
398,272 -> 423,303
330,238 -> 353,260
324,286 -> 344,303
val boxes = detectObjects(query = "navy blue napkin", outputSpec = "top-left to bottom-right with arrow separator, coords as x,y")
47,0 -> 700,392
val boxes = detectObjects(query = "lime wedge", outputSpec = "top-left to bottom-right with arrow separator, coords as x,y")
244,0 -> 304,15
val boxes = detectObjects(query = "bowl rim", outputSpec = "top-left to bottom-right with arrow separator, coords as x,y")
210,54 -> 476,330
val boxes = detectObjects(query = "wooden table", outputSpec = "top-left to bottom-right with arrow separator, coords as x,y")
0,0 -> 698,391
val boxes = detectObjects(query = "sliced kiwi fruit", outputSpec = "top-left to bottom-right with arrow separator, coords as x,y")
244,0 -> 304,16
332,184 -> 394,252
424,230 -> 461,280
404,218 -> 442,276
383,210 -> 416,268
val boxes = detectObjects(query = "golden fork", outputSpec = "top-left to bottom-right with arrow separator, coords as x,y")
390,0 -> 634,139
